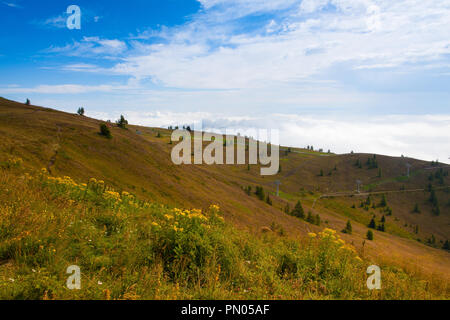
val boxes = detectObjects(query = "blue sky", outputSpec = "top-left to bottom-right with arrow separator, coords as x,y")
1,0 -> 449,162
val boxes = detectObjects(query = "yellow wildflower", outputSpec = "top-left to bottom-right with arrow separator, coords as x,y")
209,204 -> 220,211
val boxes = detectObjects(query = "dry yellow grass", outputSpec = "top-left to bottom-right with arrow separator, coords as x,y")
0,97 -> 449,297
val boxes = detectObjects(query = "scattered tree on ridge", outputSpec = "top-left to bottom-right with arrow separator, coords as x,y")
443,240 -> 450,251
368,218 -> 376,229
116,115 -> 128,129
342,220 -> 353,234
99,123 -> 112,139
266,195 -> 272,206
255,186 -> 265,201
291,200 -> 305,219
379,194 -> 387,207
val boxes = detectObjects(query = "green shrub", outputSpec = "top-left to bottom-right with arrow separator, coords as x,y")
291,201 -> 305,219
342,220 -> 352,234
99,124 -> 112,139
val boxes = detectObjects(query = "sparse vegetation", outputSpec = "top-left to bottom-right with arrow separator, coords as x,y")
368,218 -> 376,229
366,155 -> 378,169
265,195 -> 272,206
255,186 -> 265,201
290,200 -> 305,219
116,115 -> 128,129
99,123 -> 112,139
379,194 -> 387,207
342,220 -> 353,234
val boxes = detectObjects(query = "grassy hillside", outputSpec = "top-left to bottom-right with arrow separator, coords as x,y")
0,97 -> 449,299
0,166 -> 447,299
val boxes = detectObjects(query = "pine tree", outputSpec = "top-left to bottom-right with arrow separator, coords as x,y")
429,189 -> 438,206
314,214 -> 321,226
429,234 -> 436,245
379,194 -> 387,207
116,115 -> 128,129
367,230 -> 374,240
266,195 -> 272,206
342,220 -> 353,234
306,211 -> 314,223
77,107 -> 85,116
255,186 -> 265,201
99,123 -> 112,139
381,215 -> 386,223
291,200 -> 305,219
368,218 -> 376,229
443,240 -> 450,251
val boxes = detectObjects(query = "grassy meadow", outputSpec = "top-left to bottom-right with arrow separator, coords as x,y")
0,163 -> 448,300
0,98 -> 449,300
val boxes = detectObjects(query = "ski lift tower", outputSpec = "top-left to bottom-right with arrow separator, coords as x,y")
356,180 -> 362,194
406,163 -> 412,177
274,180 -> 281,197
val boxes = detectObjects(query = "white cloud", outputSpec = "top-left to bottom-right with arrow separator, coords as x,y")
41,15 -> 67,29
45,37 -> 127,58
3,1 -> 21,8
0,84 -> 131,94
6,0 -> 449,162
100,0 -> 450,91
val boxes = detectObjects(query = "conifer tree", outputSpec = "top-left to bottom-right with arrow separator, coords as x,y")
342,220 -> 352,234
368,218 -> 376,229
291,200 -> 305,219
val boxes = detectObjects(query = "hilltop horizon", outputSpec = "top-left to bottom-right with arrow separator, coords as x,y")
2,96 -> 449,165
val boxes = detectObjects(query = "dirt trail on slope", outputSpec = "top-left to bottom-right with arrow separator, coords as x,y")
46,125 -> 61,174
312,186 -> 450,208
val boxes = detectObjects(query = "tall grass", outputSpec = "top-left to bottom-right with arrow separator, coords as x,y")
0,163 -> 448,300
